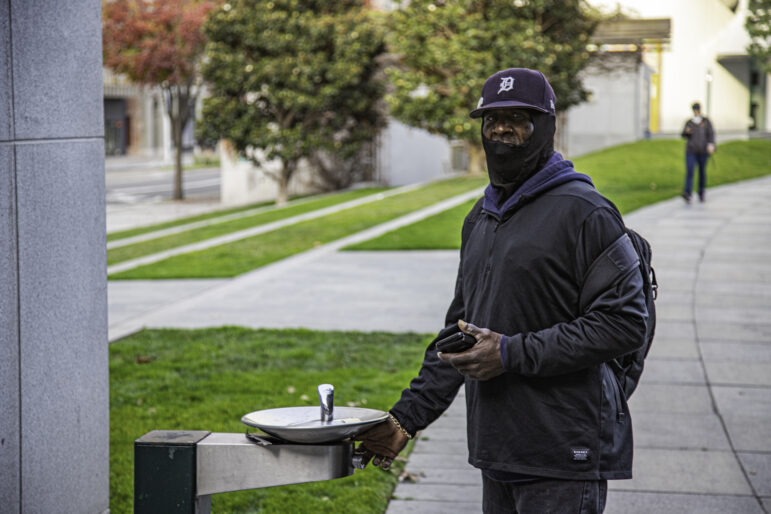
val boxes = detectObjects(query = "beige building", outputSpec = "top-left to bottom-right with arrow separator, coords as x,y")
103,68 -> 199,161
102,68 -> 168,158
589,0 -> 769,135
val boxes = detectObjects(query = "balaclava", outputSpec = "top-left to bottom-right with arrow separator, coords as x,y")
482,111 -> 556,197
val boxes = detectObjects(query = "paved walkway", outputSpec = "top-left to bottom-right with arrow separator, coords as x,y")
108,177 -> 771,513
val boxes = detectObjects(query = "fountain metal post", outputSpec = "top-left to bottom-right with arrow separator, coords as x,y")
134,430 -> 353,514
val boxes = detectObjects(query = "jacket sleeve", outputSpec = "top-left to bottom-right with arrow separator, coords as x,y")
389,201 -> 484,435
389,265 -> 466,435
707,119 -> 715,145
500,207 -> 648,377
681,120 -> 691,138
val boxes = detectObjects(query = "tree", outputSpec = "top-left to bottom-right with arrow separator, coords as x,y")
198,0 -> 386,204
103,0 -> 216,200
386,0 -> 598,174
747,0 -> 771,74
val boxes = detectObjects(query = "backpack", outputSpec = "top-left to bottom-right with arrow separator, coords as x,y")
611,228 -> 658,398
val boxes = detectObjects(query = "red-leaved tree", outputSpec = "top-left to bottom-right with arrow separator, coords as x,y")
103,0 -> 215,200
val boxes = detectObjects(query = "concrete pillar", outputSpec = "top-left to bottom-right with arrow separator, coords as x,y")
1,1 -> 109,512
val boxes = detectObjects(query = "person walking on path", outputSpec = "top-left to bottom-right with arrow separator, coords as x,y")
681,102 -> 716,203
355,68 -> 648,513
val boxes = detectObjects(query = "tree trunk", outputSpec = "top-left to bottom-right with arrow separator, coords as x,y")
173,118 -> 184,200
277,164 -> 292,205
554,111 -> 568,156
165,83 -> 196,201
466,141 -> 486,176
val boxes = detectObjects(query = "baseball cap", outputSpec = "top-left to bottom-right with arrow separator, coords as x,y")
470,68 -> 557,118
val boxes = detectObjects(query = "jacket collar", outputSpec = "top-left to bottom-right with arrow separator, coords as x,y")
482,152 -> 593,218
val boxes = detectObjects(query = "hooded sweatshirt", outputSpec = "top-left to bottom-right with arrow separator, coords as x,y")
390,152 -> 647,481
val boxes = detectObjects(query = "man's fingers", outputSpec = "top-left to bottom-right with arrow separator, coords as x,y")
458,319 -> 479,335
370,455 -> 394,470
445,342 -> 483,364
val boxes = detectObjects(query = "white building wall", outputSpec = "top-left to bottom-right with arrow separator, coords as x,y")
219,141 -> 321,205
564,58 -> 650,157
767,74 -> 771,130
591,0 -> 755,133
377,120 -> 454,186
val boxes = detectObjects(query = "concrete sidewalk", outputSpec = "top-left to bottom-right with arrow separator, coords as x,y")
107,177 -> 771,513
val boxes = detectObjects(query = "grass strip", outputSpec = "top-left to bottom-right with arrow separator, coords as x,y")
107,199 -> 277,242
348,139 -> 771,250
110,327 -> 428,514
107,188 -> 386,265
109,176 -> 487,279
580,139 -> 771,212
347,198 -> 479,251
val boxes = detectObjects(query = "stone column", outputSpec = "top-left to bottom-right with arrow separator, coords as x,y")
1,1 -> 109,512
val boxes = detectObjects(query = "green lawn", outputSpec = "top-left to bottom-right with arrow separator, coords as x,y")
107,199 -> 277,243
107,188 -> 386,265
110,327 -> 429,514
348,139 -> 771,251
580,138 -> 771,213
109,176 -> 487,279
346,199 -> 478,251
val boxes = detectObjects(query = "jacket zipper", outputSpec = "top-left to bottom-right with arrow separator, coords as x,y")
482,217 -> 501,281
614,381 -> 625,422
611,366 -> 625,422
604,364 -> 625,422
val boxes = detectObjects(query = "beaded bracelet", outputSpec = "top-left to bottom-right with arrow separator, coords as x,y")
389,413 -> 413,439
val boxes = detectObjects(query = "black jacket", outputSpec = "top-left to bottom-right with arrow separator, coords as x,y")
390,153 -> 647,480
681,117 -> 715,154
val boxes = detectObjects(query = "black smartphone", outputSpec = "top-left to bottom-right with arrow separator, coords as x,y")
436,332 -> 477,353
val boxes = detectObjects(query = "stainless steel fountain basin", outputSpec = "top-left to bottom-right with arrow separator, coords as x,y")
241,406 -> 388,443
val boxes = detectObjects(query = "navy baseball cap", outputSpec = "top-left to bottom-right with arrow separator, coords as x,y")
470,68 -> 557,118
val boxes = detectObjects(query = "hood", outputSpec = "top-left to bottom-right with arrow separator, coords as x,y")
482,152 -> 593,218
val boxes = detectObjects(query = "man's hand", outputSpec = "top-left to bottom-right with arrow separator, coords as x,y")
707,143 -> 716,154
438,320 -> 505,381
353,415 -> 411,470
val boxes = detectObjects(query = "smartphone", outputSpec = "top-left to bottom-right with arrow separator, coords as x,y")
436,332 -> 477,353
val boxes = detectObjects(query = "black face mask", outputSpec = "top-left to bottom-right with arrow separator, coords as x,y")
483,112 -> 556,197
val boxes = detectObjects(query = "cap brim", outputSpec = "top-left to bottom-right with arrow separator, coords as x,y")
469,100 -> 550,118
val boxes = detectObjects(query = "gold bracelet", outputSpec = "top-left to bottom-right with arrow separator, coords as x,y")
389,413 -> 413,439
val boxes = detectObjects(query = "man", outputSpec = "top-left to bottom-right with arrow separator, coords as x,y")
681,102 -> 716,203
355,68 -> 648,513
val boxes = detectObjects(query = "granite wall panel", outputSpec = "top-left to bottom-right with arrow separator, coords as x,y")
1,0 -> 12,141
16,139 -> 108,513
10,0 -> 103,140
4,1 -> 108,511
0,143 -> 20,511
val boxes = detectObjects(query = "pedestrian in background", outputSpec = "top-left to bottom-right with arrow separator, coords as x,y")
681,102 -> 715,203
